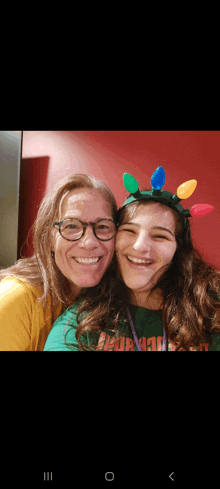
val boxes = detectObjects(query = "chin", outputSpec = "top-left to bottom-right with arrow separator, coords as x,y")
123,275 -> 154,290
75,277 -> 102,289
129,284 -> 152,293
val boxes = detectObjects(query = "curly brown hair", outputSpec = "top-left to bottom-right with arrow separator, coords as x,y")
0,173 -> 117,309
65,197 -> 220,351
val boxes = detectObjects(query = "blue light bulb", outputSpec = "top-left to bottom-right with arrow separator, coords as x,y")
151,166 -> 166,190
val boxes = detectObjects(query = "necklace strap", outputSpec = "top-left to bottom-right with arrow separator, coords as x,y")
127,308 -> 143,351
162,325 -> 167,351
127,307 -> 167,351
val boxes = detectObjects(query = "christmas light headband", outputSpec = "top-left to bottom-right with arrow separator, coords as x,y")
120,166 -> 214,219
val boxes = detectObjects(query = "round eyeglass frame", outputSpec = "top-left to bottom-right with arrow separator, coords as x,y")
53,218 -> 117,242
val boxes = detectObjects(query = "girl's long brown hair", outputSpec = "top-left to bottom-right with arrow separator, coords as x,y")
0,173 -> 118,309
67,198 -> 220,351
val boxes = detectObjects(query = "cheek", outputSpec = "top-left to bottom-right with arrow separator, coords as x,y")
53,234 -> 72,259
116,234 -> 132,252
159,243 -> 177,262
105,240 -> 115,261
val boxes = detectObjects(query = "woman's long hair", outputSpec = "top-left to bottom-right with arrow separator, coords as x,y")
67,197 -> 220,351
0,174 -> 117,309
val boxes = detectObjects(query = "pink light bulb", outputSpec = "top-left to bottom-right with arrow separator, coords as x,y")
190,204 -> 214,217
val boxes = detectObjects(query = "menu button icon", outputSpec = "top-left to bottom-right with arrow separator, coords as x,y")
44,473 -> 52,481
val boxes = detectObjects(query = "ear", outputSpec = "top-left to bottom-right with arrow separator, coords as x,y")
50,228 -> 56,253
50,234 -> 55,253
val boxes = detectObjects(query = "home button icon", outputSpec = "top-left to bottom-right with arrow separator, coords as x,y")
105,472 -> 114,481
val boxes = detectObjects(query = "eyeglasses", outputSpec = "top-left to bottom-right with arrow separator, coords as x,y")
53,218 -> 117,242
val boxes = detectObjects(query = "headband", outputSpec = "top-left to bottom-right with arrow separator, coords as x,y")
120,166 -> 213,219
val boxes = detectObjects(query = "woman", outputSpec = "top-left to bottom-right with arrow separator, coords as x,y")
0,174 -> 117,350
43,167 -> 220,351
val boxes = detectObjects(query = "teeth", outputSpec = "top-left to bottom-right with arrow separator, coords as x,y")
127,256 -> 153,264
74,257 -> 100,264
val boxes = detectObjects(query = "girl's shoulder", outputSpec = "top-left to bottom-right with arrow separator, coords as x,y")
55,300 -> 80,322
43,300 -> 81,351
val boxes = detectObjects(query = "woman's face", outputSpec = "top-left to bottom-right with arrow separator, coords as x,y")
51,188 -> 115,296
116,202 -> 177,298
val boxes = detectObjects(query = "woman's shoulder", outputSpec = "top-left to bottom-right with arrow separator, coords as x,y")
0,275 -> 43,302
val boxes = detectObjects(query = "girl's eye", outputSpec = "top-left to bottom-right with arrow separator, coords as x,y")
154,235 -> 169,240
120,228 -> 135,233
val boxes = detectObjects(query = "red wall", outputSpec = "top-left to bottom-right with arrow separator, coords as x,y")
21,131 -> 220,270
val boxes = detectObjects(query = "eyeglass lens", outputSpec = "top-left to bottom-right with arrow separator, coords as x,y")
60,219 -> 116,240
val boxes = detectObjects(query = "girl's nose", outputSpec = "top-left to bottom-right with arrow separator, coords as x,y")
133,231 -> 151,253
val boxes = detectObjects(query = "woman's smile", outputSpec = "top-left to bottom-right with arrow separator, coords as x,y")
72,255 -> 103,268
71,255 -> 103,265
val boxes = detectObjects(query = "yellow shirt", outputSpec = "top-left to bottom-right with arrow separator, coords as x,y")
0,276 -> 63,351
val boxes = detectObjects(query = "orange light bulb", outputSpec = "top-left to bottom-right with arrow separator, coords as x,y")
177,180 -> 197,199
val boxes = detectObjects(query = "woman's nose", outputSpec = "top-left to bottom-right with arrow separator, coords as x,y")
78,226 -> 100,249
133,232 -> 151,252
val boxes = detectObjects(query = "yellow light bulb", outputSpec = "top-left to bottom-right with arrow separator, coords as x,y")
176,179 -> 197,199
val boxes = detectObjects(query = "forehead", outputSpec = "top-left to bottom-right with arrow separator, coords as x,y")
127,202 -> 176,230
60,188 -> 113,219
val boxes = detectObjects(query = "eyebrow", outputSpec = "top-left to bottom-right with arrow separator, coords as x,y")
152,226 -> 174,237
121,222 -> 174,237
62,215 -> 112,222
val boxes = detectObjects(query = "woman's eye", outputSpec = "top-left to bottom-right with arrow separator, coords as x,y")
65,224 -> 80,230
97,225 -> 108,230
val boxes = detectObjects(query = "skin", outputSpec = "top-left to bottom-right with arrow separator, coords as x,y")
116,202 -> 177,309
51,188 -> 115,299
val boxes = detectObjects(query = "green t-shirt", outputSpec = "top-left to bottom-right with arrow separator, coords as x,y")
43,301 -> 220,351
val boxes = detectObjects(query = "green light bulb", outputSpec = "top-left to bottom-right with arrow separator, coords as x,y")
123,173 -> 139,193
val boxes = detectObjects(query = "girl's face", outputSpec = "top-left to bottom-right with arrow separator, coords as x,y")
116,202 -> 177,299
51,188 -> 115,297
